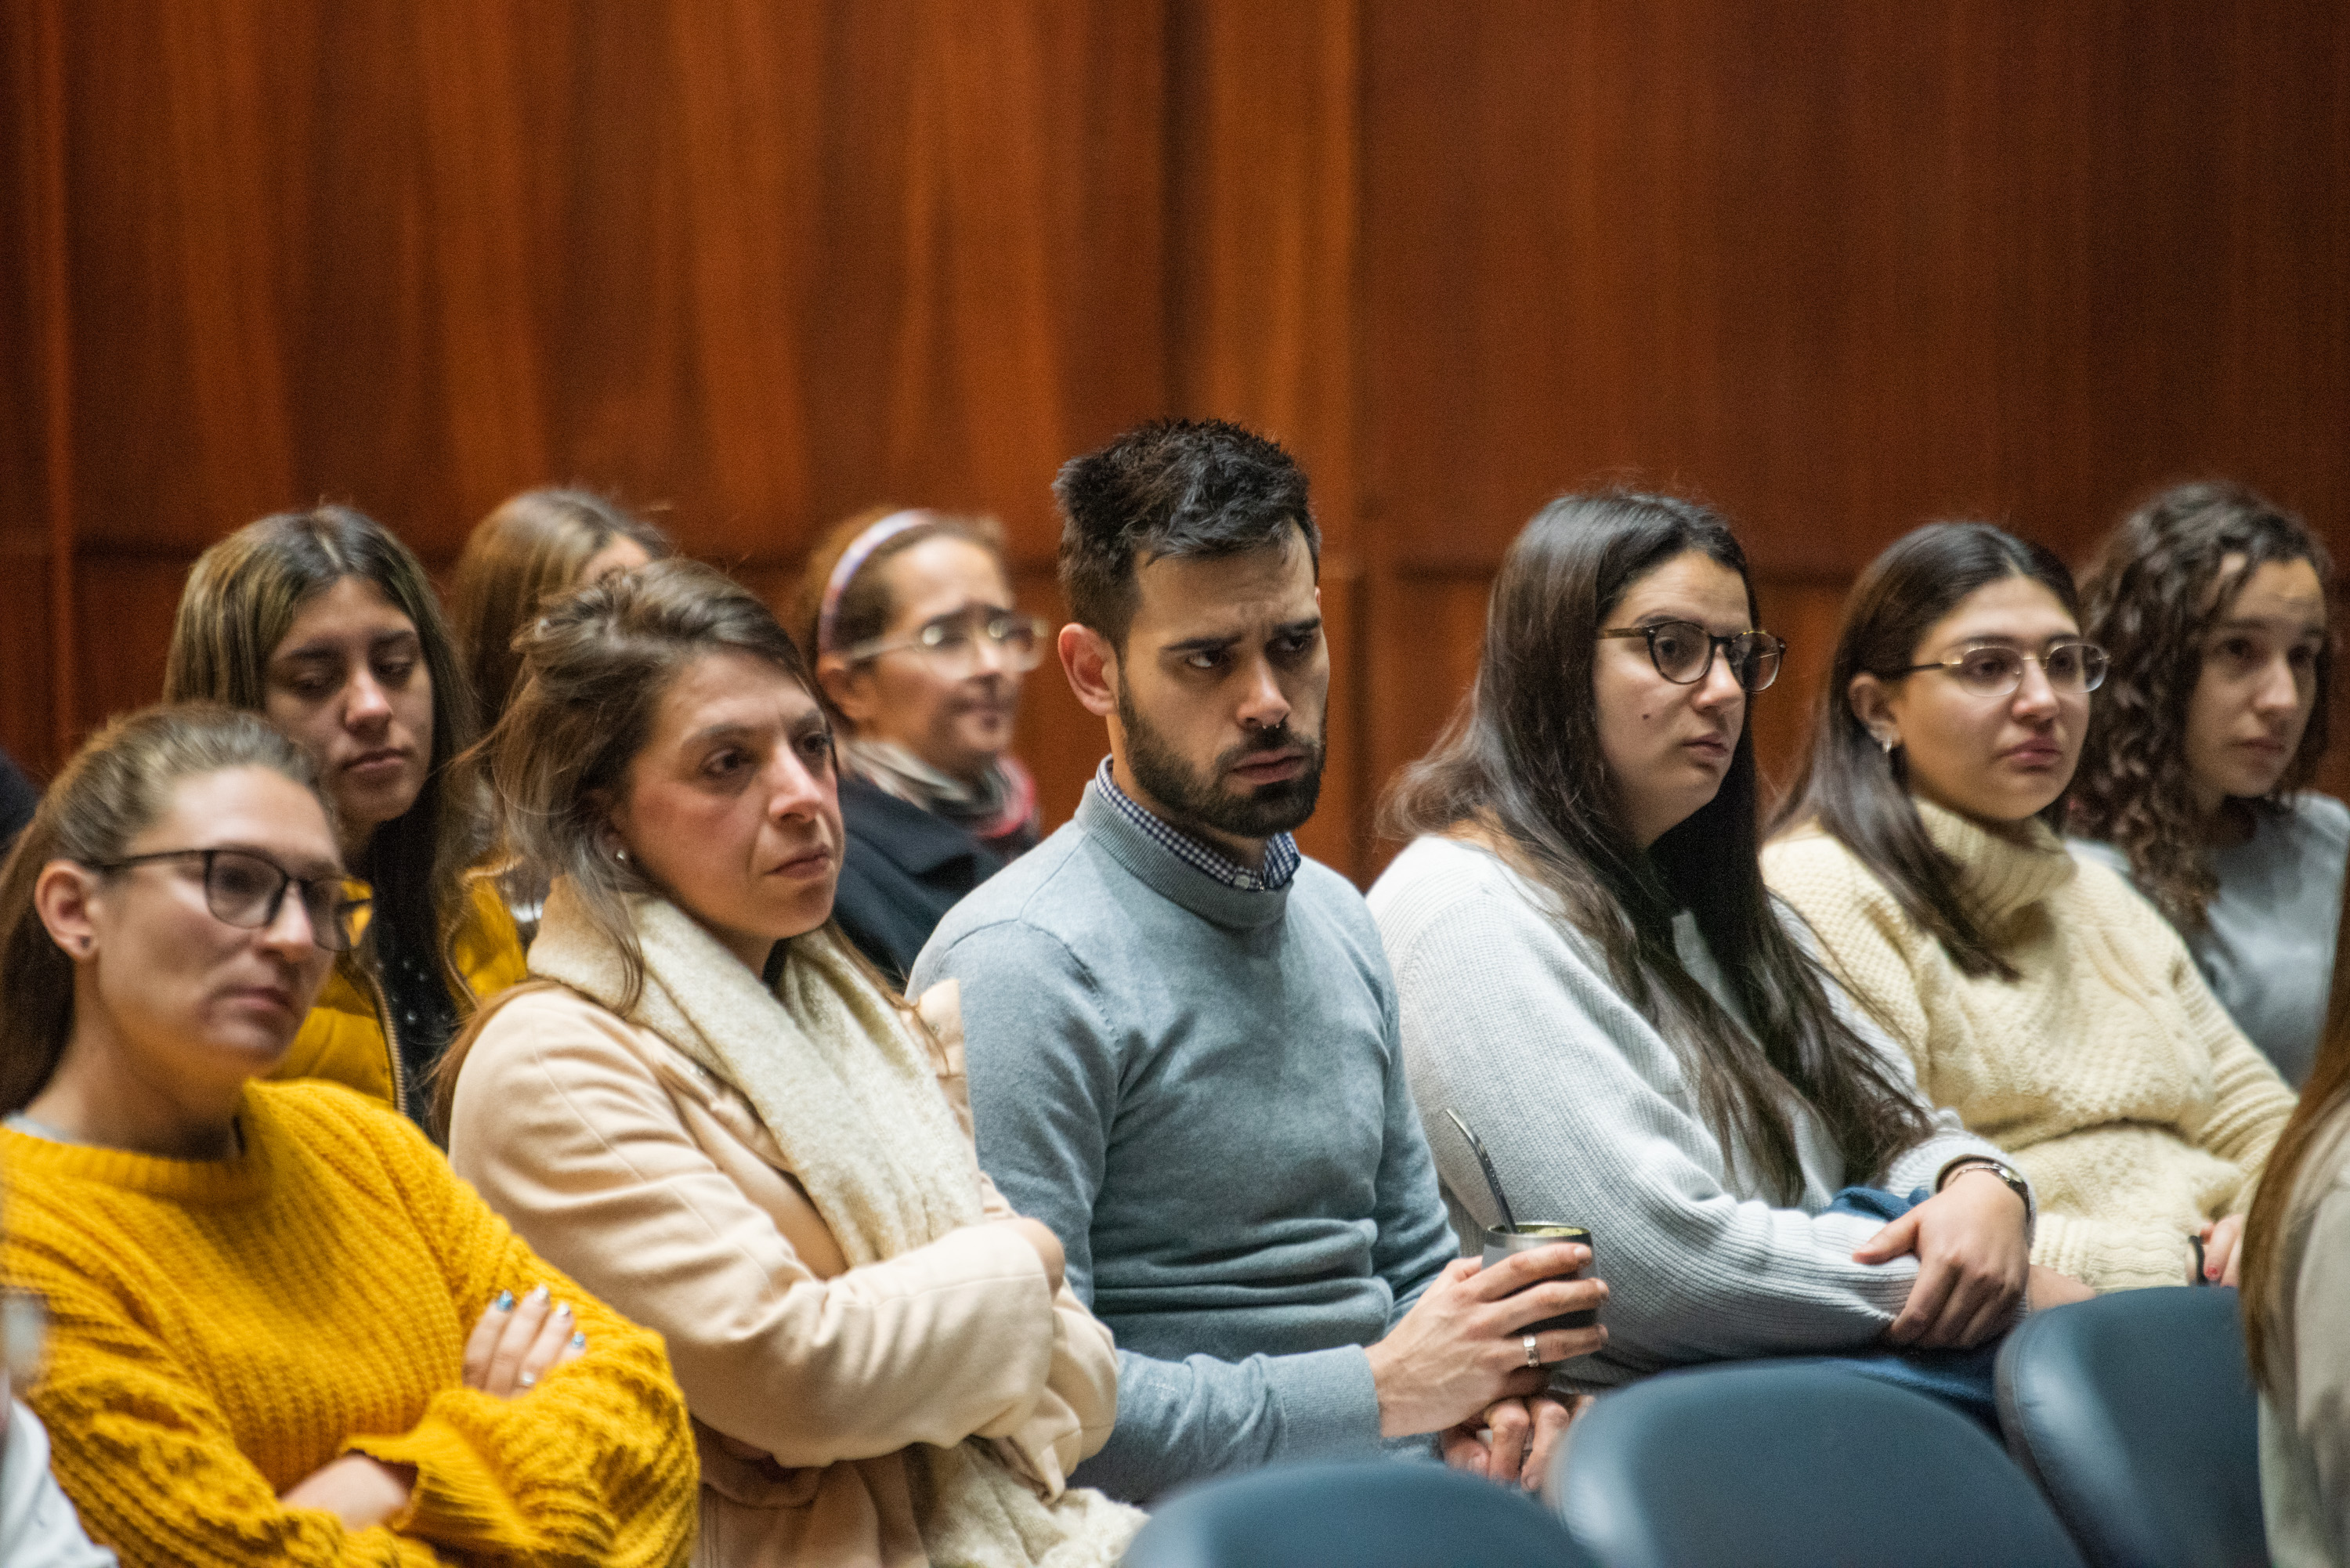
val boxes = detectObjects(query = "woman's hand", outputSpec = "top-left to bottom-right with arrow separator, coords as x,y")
2027,1264 -> 2096,1308
280,1454 -> 416,1530
462,1284 -> 587,1399
996,1217 -> 1067,1295
1441,1393 -> 1588,1491
1852,1169 -> 2029,1349
2199,1215 -> 2247,1287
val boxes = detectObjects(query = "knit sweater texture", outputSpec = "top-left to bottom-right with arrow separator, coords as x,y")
1762,799 -> 2297,1291
908,782 -> 1457,1502
1368,836 -> 2019,1389
2071,792 -> 2350,1089
0,1081 -> 698,1567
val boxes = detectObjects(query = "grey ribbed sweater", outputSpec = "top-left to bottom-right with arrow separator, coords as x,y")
910,784 -> 1455,1502
1367,836 -> 2016,1390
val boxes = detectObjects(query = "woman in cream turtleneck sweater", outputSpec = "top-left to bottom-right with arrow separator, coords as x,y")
1763,523 -> 2296,1294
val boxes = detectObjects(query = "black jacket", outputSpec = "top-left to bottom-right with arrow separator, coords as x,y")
830,774 -> 1012,989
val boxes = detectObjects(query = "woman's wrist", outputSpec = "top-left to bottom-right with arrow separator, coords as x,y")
1938,1157 -> 2031,1221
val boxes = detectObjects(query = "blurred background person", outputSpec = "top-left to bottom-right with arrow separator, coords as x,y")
2071,480 -> 2341,1089
0,750 -> 36,861
164,507 -> 526,1126
450,486 -> 672,938
792,508 -> 1048,987
450,486 -> 671,729
2243,923 -> 2350,1568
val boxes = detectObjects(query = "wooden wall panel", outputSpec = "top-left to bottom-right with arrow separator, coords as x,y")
1166,0 -> 1365,864
9,2 -> 2348,883
1363,1 -> 2350,580
12,0 -> 1170,837
2,0 -> 75,770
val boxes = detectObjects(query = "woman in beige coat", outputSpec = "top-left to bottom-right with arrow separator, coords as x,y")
437,561 -> 1138,1568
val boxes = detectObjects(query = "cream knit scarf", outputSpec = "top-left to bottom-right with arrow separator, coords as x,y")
530,882 -> 1142,1568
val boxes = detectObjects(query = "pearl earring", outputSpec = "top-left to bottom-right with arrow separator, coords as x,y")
1877,732 -> 1898,756
612,847 -> 629,865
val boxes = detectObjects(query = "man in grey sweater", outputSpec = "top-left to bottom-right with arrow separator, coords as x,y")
910,419 -> 1603,1502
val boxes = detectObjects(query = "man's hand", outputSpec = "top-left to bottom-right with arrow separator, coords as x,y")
1441,1393 -> 1586,1491
1851,1169 -> 2028,1349
1365,1246 -> 1606,1439
2200,1216 -> 2247,1287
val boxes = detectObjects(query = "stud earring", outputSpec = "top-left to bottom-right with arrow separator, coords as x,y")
612,847 -> 630,865
1877,732 -> 1898,756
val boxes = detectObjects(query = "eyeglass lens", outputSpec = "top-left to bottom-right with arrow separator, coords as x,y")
203,850 -> 361,951
1947,644 -> 2107,694
915,610 -> 1047,670
1647,622 -> 1783,692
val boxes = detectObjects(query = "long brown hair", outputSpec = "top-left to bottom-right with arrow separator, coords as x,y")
432,558 -> 861,1133
2242,899 -> 2350,1395
1771,522 -> 2082,981
2071,480 -> 2333,927
0,705 -> 328,1111
163,506 -> 483,1006
448,487 -> 672,725
1383,492 -> 1931,1201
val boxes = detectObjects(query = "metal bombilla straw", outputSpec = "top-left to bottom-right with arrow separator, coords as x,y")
1444,1108 -> 1517,1231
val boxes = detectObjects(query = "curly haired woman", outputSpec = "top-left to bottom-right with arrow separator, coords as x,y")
2070,481 -> 2343,1088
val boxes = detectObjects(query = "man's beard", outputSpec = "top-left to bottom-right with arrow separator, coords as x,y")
1115,678 -> 1325,841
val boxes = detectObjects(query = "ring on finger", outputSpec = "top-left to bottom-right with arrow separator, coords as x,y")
1522,1333 -> 1542,1369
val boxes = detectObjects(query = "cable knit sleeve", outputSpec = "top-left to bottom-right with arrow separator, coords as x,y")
317,1097 -> 700,1568
11,1251 -> 446,1567
2175,958 -> 2296,1209
1370,843 -> 1924,1382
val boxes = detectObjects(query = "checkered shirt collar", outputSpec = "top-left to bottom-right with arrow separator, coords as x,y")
1093,758 -> 1300,893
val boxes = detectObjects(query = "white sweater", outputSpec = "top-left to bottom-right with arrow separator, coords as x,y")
1368,836 -> 2014,1390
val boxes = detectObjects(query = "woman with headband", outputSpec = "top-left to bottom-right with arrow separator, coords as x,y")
790,508 -> 1050,987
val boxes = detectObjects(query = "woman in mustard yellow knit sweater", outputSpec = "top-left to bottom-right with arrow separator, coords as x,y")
0,704 -> 696,1566
1765,523 -> 2296,1295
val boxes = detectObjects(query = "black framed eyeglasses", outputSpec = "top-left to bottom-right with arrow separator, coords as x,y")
88,848 -> 367,952
1600,621 -> 1786,692
1896,641 -> 2108,696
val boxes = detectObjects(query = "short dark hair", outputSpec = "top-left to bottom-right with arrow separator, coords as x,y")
1054,418 -> 1318,649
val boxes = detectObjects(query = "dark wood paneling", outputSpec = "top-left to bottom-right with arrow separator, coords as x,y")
1166,0 -> 1364,865
11,2 -> 2349,881
19,0 -> 1172,819
1362,0 -> 2350,576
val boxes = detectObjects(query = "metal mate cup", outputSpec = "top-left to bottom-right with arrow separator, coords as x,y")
1480,1223 -> 1596,1331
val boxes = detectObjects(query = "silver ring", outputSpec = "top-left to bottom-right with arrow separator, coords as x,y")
1522,1333 -> 1542,1368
